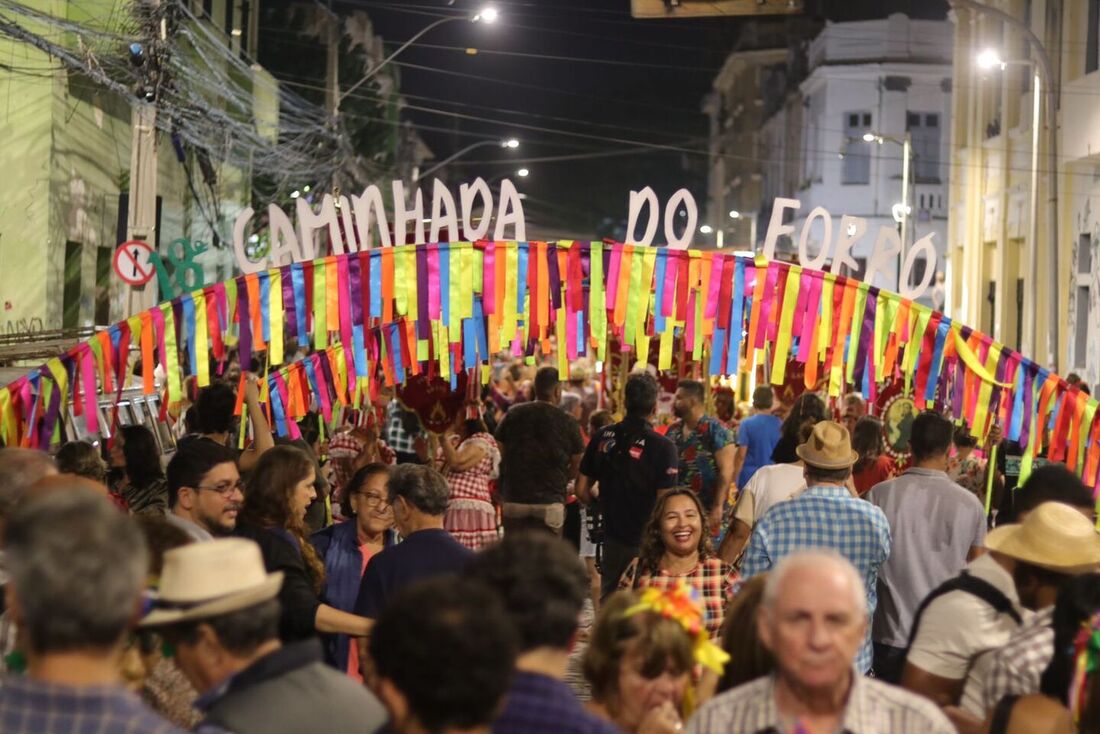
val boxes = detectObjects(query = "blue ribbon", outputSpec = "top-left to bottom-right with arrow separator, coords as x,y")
353,324 -> 369,378
726,261 -> 745,375
369,250 -> 382,319
924,318 -> 951,405
654,249 -> 667,332
291,263 -> 308,343
1009,363 -> 1025,442
388,324 -> 405,384
516,243 -> 529,320
259,271 -> 271,343
473,298 -> 489,364
302,358 -> 321,407
267,375 -> 288,437
182,294 -> 197,376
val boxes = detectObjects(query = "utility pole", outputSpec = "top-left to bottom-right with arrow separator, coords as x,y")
126,0 -> 165,317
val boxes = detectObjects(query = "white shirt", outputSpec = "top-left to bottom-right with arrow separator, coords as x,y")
734,463 -> 806,526
906,553 -> 1026,716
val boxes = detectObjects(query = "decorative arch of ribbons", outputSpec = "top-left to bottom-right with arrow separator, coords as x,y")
0,241 -> 1093,485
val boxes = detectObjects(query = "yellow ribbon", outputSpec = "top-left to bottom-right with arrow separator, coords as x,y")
953,330 -> 1011,388
268,269 -> 284,365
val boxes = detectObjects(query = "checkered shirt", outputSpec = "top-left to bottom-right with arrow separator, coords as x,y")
619,556 -> 738,639
685,673 -> 954,734
741,485 -> 892,673
981,606 -> 1055,712
0,675 -> 186,734
385,400 -> 420,454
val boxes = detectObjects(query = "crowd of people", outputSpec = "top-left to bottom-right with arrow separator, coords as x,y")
2,357 -> 1100,734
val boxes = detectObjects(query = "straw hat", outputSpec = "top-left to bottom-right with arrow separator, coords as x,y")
985,502 -> 1100,575
795,420 -> 859,470
140,538 -> 283,627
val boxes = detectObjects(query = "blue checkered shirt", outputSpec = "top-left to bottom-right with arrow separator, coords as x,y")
385,400 -> 420,454
0,675 -> 186,734
741,485 -> 892,673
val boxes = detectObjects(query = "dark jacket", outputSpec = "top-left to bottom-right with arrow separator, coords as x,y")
234,522 -> 321,643
199,639 -> 386,734
309,522 -> 394,671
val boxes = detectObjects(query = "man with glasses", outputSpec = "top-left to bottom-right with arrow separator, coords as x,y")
165,440 -> 243,541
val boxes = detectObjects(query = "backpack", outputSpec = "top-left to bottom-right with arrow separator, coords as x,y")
903,571 -> 1023,665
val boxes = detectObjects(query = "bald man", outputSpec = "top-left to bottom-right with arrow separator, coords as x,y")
688,551 -> 952,734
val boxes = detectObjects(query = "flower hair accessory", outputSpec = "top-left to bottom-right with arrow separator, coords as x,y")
1070,611 -> 1100,723
623,582 -> 730,674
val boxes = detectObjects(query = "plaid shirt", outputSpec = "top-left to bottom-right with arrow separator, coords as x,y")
741,485 -> 892,673
685,673 -> 954,733
980,606 -> 1054,712
0,675 -> 185,734
619,556 -> 738,638
493,671 -> 620,734
385,400 -> 421,454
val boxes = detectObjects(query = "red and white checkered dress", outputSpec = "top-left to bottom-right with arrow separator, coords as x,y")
618,555 -> 738,639
443,432 -> 501,551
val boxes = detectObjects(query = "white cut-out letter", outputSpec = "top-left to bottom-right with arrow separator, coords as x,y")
232,206 -> 266,274
430,179 -> 459,243
663,188 -> 697,250
864,225 -> 901,287
625,187 -> 659,246
352,185 -> 391,248
797,206 -> 832,270
830,215 -> 866,275
900,233 -> 938,299
762,197 -> 801,259
268,204 -> 303,267
493,179 -> 527,241
460,178 -> 493,240
337,196 -> 359,254
392,180 -> 426,245
296,195 -> 343,259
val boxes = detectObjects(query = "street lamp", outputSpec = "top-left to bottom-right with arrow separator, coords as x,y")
700,224 -> 714,234
340,6 -> 499,104
841,131 -> 913,290
416,138 -> 520,181
977,47 -> 1042,356
517,168 -> 529,177
728,210 -> 741,219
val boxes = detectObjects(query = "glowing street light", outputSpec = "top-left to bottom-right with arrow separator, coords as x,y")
728,210 -> 741,219
699,224 -> 714,234
503,138 -> 519,149
473,6 -> 499,23
862,132 -> 878,143
517,168 -> 530,177
977,48 -> 1005,70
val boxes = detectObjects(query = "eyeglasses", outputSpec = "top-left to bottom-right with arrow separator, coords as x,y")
352,492 -> 391,510
193,479 -> 245,496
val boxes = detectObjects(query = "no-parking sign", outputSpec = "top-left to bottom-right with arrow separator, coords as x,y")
113,240 -> 156,287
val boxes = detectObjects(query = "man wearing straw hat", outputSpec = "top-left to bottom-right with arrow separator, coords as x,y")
902,501 -> 1100,726
142,538 -> 386,733
741,420 -> 892,674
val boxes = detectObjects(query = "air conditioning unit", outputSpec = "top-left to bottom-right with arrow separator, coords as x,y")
630,0 -> 802,18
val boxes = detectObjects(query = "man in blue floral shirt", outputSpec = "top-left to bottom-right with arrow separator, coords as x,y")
667,380 -> 736,532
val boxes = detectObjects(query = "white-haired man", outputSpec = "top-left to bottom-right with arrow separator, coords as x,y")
687,550 -> 953,734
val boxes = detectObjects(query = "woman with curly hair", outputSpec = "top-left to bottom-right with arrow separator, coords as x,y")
618,488 -> 737,638
234,445 -> 372,644
770,392 -> 828,464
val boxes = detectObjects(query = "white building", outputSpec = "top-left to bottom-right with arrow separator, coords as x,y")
712,14 -> 954,303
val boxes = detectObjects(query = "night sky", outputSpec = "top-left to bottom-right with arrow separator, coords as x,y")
345,0 -> 948,240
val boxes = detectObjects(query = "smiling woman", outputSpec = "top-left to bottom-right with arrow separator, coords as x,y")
617,488 -> 738,639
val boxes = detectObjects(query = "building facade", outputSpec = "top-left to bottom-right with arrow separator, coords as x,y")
705,14 -> 953,305
948,0 -> 1100,383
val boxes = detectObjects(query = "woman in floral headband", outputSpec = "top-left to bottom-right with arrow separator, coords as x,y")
583,586 -> 729,734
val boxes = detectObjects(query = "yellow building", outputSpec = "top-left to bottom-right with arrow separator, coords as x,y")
948,0 -> 1100,387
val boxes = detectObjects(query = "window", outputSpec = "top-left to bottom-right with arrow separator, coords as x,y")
63,242 -> 82,330
842,111 -> 872,185
94,246 -> 111,325
1089,0 -> 1100,74
1080,232 -> 1093,275
908,112 -> 941,182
